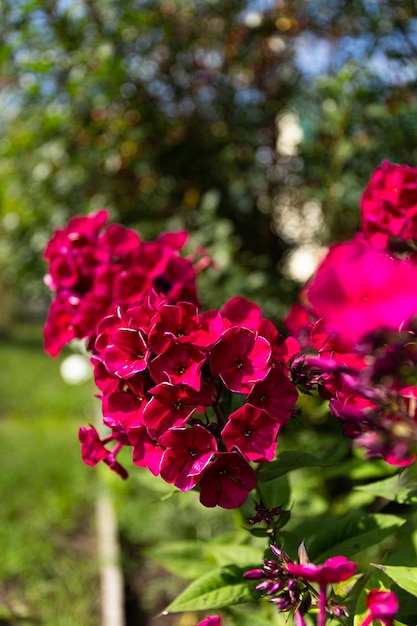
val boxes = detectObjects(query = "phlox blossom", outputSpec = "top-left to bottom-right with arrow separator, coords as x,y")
147,302 -> 200,353
79,425 -> 128,478
198,451 -> 257,509
359,589 -> 399,626
209,326 -> 271,393
79,425 -> 109,466
196,616 -> 222,626
307,235 -> 417,349
361,160 -> 417,248
247,366 -> 298,424
43,211 -> 200,356
159,425 -> 217,491
129,425 -> 164,476
103,327 -> 151,378
148,343 -> 206,390
101,374 -> 150,431
142,382 -> 211,436
221,296 -> 263,330
221,403 -> 280,462
287,556 -> 357,585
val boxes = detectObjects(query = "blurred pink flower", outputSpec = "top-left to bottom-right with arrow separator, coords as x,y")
307,235 -> 417,349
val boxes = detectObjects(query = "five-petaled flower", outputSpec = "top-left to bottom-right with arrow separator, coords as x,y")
359,589 -> 399,626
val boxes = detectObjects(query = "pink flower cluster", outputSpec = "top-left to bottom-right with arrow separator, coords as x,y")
43,210 -> 300,509
287,161 -> 417,466
43,210 -> 200,356
80,292 -> 298,508
361,160 -> 417,249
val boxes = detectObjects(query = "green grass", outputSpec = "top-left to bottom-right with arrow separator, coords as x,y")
0,323 -> 99,625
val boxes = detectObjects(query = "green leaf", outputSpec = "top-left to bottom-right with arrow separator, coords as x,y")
204,544 -> 264,568
143,541 -> 212,580
257,451 -> 327,482
355,473 -> 417,505
163,565 -> 259,613
288,512 -> 406,563
227,605 -> 277,626
372,564 -> 417,597
256,473 -> 290,509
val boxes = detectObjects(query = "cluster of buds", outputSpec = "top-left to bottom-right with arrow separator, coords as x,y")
245,543 -> 399,626
244,544 -> 355,624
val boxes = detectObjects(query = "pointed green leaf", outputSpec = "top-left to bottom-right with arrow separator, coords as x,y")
355,473 -> 417,505
257,451 -> 326,482
204,544 -> 264,568
228,605 -> 278,626
163,565 -> 259,613
257,473 -> 290,509
289,512 -> 406,563
372,564 -> 417,597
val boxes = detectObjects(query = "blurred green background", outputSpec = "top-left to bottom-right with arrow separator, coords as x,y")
3,0 -> 417,322
2,0 -> 417,623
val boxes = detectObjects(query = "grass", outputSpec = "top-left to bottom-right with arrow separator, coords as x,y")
0,322 -> 241,625
0,323 -> 99,625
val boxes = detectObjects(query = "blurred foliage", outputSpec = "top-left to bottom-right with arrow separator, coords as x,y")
1,0 -> 417,315
0,324 -> 99,625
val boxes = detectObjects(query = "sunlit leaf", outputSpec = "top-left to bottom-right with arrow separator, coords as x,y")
355,473 -> 417,505
287,512 -> 406,563
372,564 -> 417,597
163,565 -> 259,613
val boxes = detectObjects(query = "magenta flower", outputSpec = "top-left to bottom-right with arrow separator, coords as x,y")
359,589 -> 399,626
361,160 -> 417,248
79,425 -> 128,479
209,326 -> 271,393
44,295 -> 78,356
129,426 -> 164,476
44,211 -> 200,356
103,328 -> 151,378
287,556 -> 357,585
288,556 -> 357,626
247,366 -> 298,425
221,404 -> 280,462
221,296 -> 263,330
125,289 -> 167,335
101,374 -> 150,431
198,451 -> 257,509
79,425 -> 109,466
44,209 -> 109,276
193,309 -> 231,349
142,383 -> 205,435
285,303 -> 314,349
148,302 -> 200,353
196,616 -> 222,626
159,425 -> 217,491
307,235 -> 417,349
148,343 -> 206,390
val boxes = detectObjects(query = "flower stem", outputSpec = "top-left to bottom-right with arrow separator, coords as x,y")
318,584 -> 327,626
